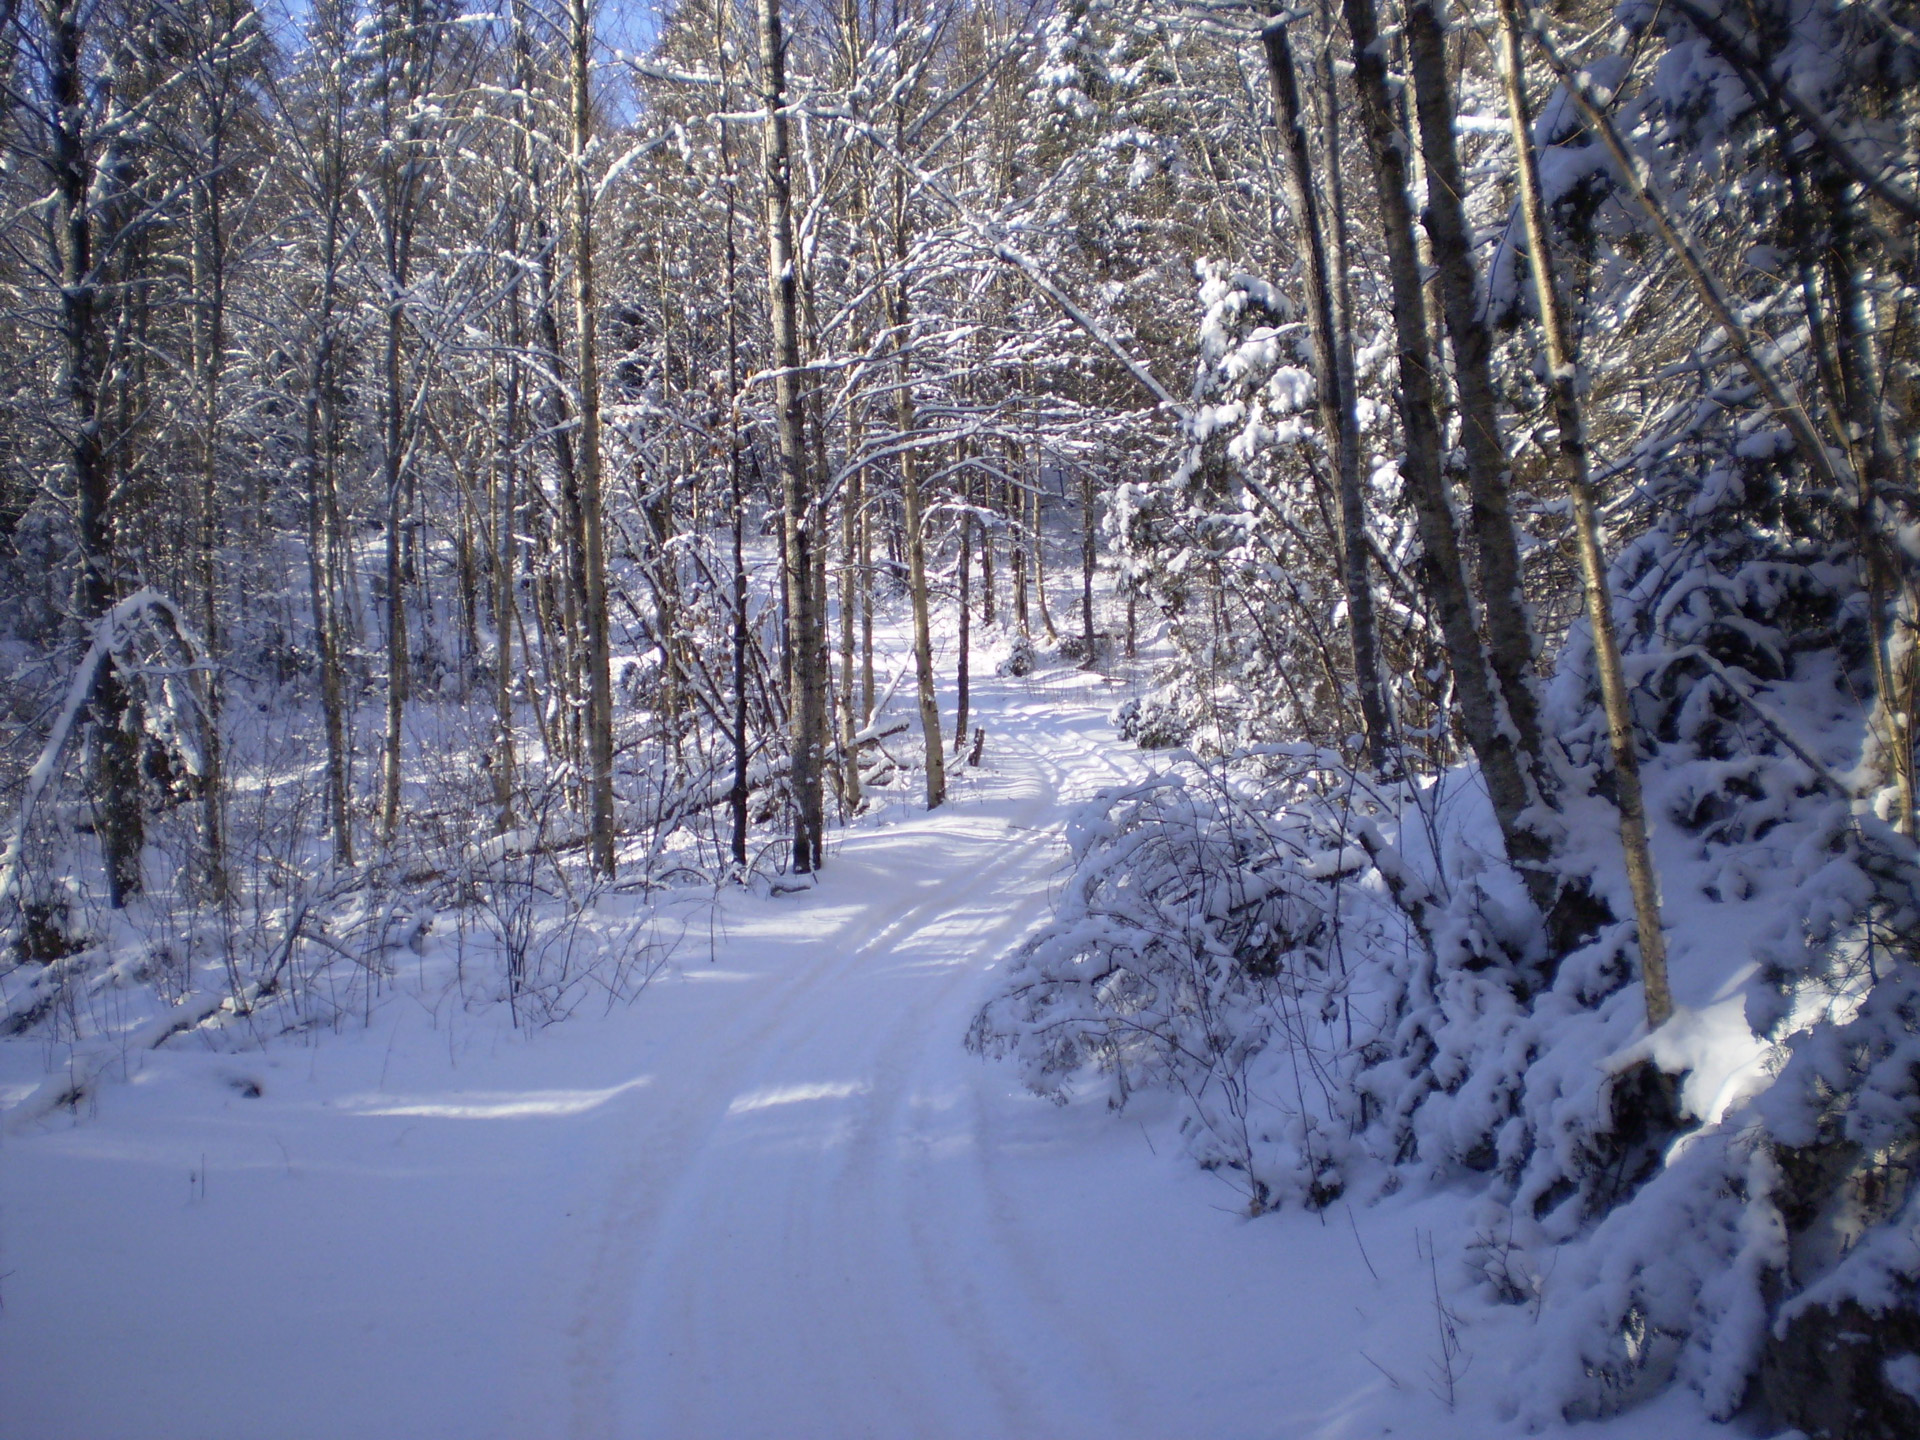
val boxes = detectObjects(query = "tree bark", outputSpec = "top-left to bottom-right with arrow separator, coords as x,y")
1406,0 -> 1546,785
718,0 -> 750,871
1009,459 -> 1029,636
380,301 -> 409,846
374,5 -> 440,845
860,468 -> 876,724
189,131 -> 230,903
299,18 -> 354,864
761,0 -> 829,864
956,479 -> 972,749
1079,470 -> 1096,669
1032,469 -> 1057,643
491,354 -> 520,835
1340,0 -> 1554,910
899,374 -> 946,809
1260,12 -> 1394,776
1496,0 -> 1671,1025
841,429 -> 864,810
979,477 -> 995,626
572,0 -> 617,876
46,0 -> 141,905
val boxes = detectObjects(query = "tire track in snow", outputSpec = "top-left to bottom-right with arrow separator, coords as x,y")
556,832 -> 1055,1436
550,679 -> 1137,1439
624,841 -> 1069,1435
886,688 -> 1155,1436
544,670 -> 1152,1440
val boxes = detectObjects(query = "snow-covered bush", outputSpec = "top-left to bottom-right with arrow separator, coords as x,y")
971,751 -> 1406,1210
975,0 -> 1920,1423
978,511 -> 1918,1419
983,128 -> 1920,1436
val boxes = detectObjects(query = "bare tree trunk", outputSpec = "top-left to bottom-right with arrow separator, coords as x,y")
305,424 -> 352,864
528,218 -> 582,771
47,1 -> 141,906
1261,11 -> 1394,775
1824,217 -> 1916,838
455,497 -> 479,695
1340,0 -> 1554,911
777,506 -> 796,707
1319,47 -> 1360,434
956,481 -> 972,750
899,379 -> 946,809
373,9 -> 434,847
1319,37 -> 1394,762
1496,0 -> 1670,1025
841,417 -> 864,809
1032,469 -> 1057,643
492,354 -> 519,834
570,0 -> 616,876
761,0 -> 828,865
380,296 -> 409,845
299,44 -> 353,864
1079,470 -> 1096,669
727,340 -> 750,868
512,4 -> 584,789
1009,462 -> 1029,635
717,3 -> 750,871
860,475 -> 875,723
799,237 -> 836,812
1406,0 -> 1545,784
190,140 -> 229,902
882,95 -> 947,812
812,467 -> 831,811
978,470 -> 995,626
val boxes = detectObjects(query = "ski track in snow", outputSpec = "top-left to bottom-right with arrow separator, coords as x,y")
0,664 -> 1733,1440
541,671 -> 1145,1440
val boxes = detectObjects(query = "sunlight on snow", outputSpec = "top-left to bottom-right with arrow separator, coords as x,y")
726,1080 -> 870,1115
339,1074 -> 653,1119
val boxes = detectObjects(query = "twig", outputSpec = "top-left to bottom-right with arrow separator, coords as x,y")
1358,1350 -> 1404,1390
1346,1201 -> 1380,1282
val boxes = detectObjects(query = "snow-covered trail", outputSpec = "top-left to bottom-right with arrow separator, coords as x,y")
1,664 -> 1722,1440
507,669 -> 1143,1439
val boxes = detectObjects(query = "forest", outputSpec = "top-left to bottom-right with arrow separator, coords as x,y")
1,0 -> 1916,1436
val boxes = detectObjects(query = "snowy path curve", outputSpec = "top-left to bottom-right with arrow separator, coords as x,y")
0,665 -> 1755,1440
16,664 -> 1655,1440
516,668 -> 1151,1440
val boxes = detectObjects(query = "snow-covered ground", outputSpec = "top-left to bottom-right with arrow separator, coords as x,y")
1,659 -> 1736,1439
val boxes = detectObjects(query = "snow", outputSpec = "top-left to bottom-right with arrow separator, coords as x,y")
1612,997 -> 1774,1132
0,589 -> 202,916
1886,1352 -> 1920,1405
3,662 -> 1740,1439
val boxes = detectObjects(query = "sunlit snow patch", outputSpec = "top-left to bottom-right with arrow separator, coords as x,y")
339,1074 -> 652,1119
726,1080 -> 869,1115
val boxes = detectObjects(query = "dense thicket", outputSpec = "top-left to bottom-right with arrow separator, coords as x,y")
1,0 -> 1915,1431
